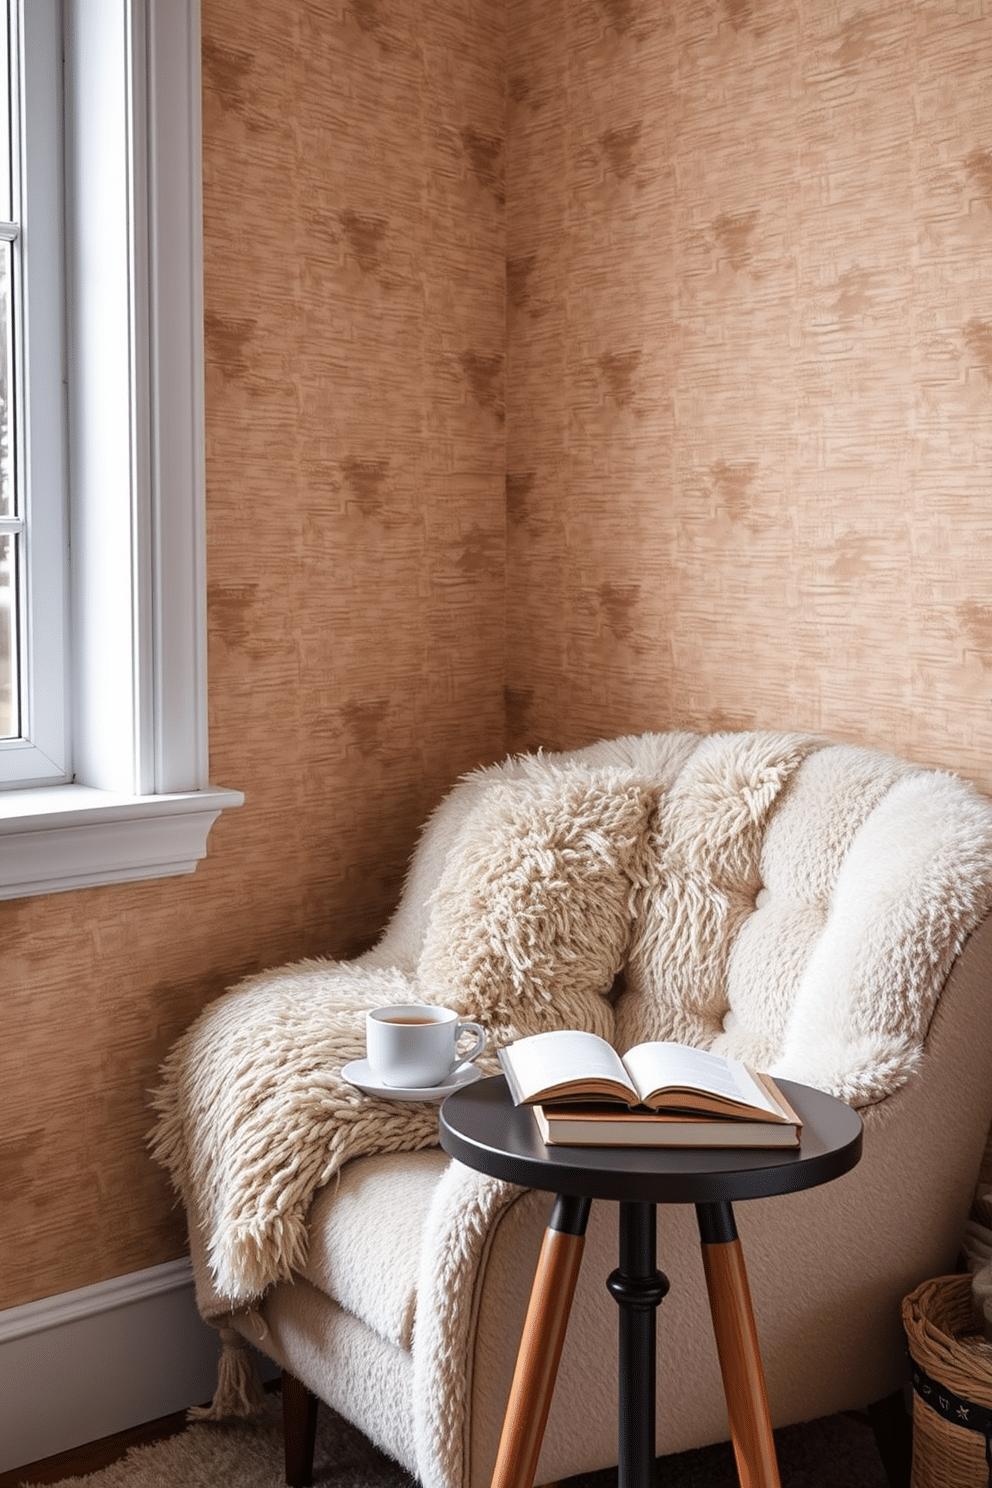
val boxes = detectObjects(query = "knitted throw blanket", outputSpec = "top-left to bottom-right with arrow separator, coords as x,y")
149,733 -> 992,1430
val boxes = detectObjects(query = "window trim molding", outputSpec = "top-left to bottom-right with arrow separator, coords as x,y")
0,784 -> 242,899
0,0 -> 243,899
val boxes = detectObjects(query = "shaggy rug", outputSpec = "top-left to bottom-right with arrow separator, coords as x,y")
33,1392 -> 890,1487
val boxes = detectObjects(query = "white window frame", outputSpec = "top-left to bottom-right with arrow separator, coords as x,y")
0,0 -> 242,900
0,0 -> 69,787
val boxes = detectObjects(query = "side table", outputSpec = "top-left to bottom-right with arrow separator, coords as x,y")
439,1074 -> 862,1488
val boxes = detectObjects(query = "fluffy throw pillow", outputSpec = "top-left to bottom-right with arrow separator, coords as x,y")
415,763 -> 658,1044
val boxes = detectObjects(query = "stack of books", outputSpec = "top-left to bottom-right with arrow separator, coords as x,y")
497,1030 -> 802,1148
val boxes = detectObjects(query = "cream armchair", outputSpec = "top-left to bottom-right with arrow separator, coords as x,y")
206,731 -> 992,1488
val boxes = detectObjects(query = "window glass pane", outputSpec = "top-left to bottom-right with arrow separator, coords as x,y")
0,241 -> 11,519
0,531 -> 15,738
0,1 -> 15,740
0,4 -> 9,223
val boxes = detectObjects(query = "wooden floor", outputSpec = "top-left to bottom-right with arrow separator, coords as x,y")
0,1378 -> 285,1488
0,1407 -> 192,1488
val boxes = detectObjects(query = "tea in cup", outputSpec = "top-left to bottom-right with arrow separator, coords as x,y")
366,1004 -> 486,1088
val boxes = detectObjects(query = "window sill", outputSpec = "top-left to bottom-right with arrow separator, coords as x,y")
0,783 -> 244,899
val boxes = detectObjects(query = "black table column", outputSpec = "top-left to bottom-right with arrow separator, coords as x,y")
607,1202 -> 670,1488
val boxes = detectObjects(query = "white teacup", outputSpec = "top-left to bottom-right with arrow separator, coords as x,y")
366,1004 -> 486,1089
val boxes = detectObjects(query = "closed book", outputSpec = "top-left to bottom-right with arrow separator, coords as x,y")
534,1098 -> 801,1149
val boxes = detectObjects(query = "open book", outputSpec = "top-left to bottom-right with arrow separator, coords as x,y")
497,1030 -> 801,1146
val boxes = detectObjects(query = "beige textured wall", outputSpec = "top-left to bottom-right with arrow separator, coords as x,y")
506,0 -> 992,790
0,0 -> 505,1310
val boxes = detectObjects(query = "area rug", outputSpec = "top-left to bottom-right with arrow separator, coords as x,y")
33,1392 -> 890,1487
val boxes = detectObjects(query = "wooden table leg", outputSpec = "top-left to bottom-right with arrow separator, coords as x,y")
696,1202 -> 782,1488
490,1194 -> 592,1488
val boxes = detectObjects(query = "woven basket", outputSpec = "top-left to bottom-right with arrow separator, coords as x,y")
903,1274 -> 992,1488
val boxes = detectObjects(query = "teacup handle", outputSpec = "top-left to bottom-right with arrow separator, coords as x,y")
455,1022 -> 486,1068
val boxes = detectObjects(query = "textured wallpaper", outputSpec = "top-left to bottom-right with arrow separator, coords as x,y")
506,0 -> 992,785
3,0 -> 992,1311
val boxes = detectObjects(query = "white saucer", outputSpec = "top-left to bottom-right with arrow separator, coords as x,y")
341,1059 -> 483,1102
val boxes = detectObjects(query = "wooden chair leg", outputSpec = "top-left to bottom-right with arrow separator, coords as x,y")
490,1196 -> 591,1488
698,1217 -> 782,1488
282,1370 -> 319,1488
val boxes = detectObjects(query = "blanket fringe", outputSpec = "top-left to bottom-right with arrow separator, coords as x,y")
188,1324 -> 266,1421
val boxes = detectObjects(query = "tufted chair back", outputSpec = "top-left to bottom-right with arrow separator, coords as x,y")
563,730 -> 992,1111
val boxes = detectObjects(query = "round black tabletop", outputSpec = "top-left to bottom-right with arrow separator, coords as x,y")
439,1074 -> 863,1206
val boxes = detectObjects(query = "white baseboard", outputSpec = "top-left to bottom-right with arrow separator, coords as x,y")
0,1257 -> 276,1475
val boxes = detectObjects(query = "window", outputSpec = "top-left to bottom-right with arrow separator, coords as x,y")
0,0 -> 241,900
0,0 -> 68,785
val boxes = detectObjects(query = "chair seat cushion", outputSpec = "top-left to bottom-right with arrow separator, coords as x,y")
298,1147 -> 450,1350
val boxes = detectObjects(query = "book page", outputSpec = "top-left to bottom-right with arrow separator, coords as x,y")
498,1030 -> 634,1105
620,1042 -> 781,1115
